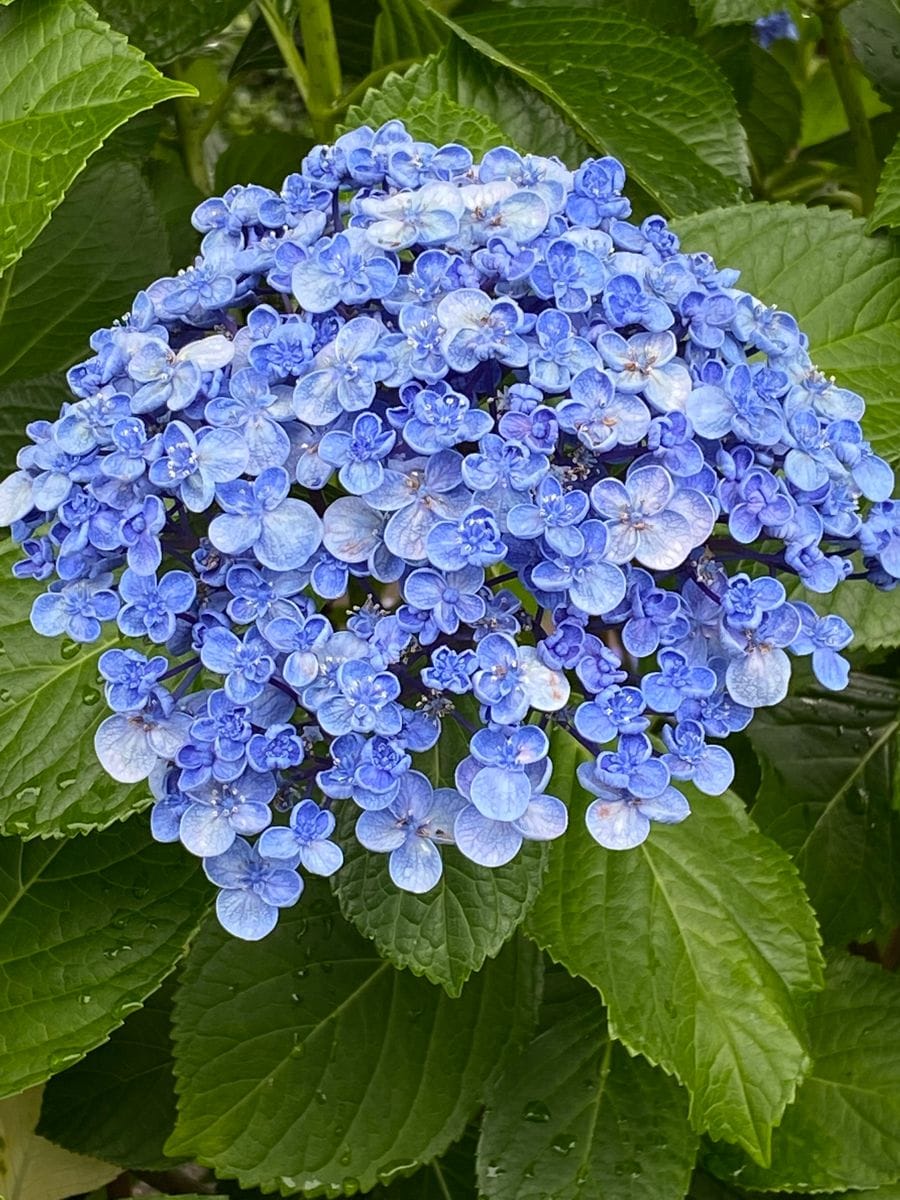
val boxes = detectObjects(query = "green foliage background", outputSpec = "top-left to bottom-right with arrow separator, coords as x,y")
0,1 -> 898,1198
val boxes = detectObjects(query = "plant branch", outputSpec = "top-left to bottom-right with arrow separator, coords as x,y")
818,2 -> 879,213
257,0 -> 313,112
170,62 -> 210,193
299,0 -> 343,137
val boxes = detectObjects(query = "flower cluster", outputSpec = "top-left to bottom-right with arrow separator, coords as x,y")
1,120 -> 893,940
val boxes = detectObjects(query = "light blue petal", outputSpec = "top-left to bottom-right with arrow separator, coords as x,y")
389,837 -> 442,893
726,647 -> 791,708
585,797 -> 648,849
216,888 -> 278,940
179,803 -> 236,856
454,804 -> 522,867
257,500 -> 322,570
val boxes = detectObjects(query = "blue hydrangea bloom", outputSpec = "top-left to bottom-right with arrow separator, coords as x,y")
3,119 -> 894,940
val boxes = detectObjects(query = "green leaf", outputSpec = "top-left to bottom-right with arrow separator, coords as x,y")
0,374 -> 68,476
168,891 -> 541,1195
0,819 -> 207,1100
692,0 -> 784,32
526,728 -> 823,1165
477,977 -> 699,1200
741,44 -> 802,175
92,0 -> 249,63
869,133 -> 900,234
0,0 -> 194,273
0,539 -> 149,839
747,674 -> 900,946
396,93 -> 509,159
344,39 -> 593,165
372,0 -> 447,71
0,1086 -> 117,1200
38,977 -> 180,1170
368,1128 -> 478,1200
708,955 -> 900,1192
214,131 -> 313,194
333,807 -> 547,997
436,5 -> 750,214
0,158 -> 169,385
843,0 -> 900,107
675,204 -> 900,464
786,576 -> 900,652
231,3 -> 379,81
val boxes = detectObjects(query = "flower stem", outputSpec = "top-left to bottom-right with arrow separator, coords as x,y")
818,2 -> 879,213
257,0 -> 313,112
170,62 -> 210,193
298,0 -> 343,137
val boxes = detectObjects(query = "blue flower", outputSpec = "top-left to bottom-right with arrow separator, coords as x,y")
530,521 -> 627,615
527,309 -> 598,393
351,735 -> 412,809
356,181 -> 464,249
530,238 -> 605,312
578,756 -> 689,850
99,648 -> 168,712
94,692 -> 190,783
119,495 -> 166,576
453,752 -> 567,867
148,420 -> 248,511
437,289 -> 531,372
399,381 -> 493,454
247,723 -> 305,772
318,411 -> 395,493
364,449 -> 470,561
596,732 -> 670,800
293,316 -> 389,424
590,464 -> 715,571
724,466 -> 794,544
205,366 -> 291,475
316,658 -> 403,735
602,274 -> 673,332
204,837 -> 302,941
31,576 -> 119,642
641,648 -> 717,713
292,227 -> 398,312
723,603 -> 801,708
789,603 -> 853,690
180,768 -> 275,857
472,631 -> 569,722
556,366 -> 651,452
117,568 -> 196,644
421,646 -> 477,693
507,474 -> 589,555
210,467 -> 322,571
566,156 -> 630,224
200,626 -> 276,703
258,799 -> 343,874
661,719 -> 735,796
754,10 -> 799,48
426,506 -> 507,571
355,771 -> 465,892
596,330 -> 691,413
575,685 -> 649,745
468,723 -> 549,821
263,609 -> 331,690
403,565 -> 485,634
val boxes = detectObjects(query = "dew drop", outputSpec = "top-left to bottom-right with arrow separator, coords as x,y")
81,686 -> 101,706
50,1050 -> 81,1069
56,772 -> 77,791
60,639 -> 81,660
522,1099 -> 551,1123
314,1089 -> 328,1104
0,689 -> 11,703
78,993 -> 92,1005
485,1162 -> 506,1179
15,785 -> 41,805
551,1133 -> 576,1156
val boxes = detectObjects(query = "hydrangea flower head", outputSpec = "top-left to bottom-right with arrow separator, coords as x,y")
2,119 -> 892,939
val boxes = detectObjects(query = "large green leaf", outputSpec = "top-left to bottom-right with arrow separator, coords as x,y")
741,44 -> 801,175
38,977 -> 180,1170
0,819 -> 207,1099
869,133 -> 900,234
0,1086 -> 117,1200
435,5 -> 749,214
709,955 -> 900,1192
0,159 -> 169,385
372,0 -> 447,71
0,374 -> 69,477
477,977 -> 699,1200
345,39 -> 593,165
92,0 -> 249,64
334,822 -> 546,997
368,1128 -> 478,1200
676,204 -> 900,463
168,892 -> 541,1195
526,729 -> 823,1165
0,0 -> 193,273
0,540 -> 147,839
843,0 -> 900,107
747,674 -> 900,946
692,0 -> 784,32
394,93 -> 509,160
